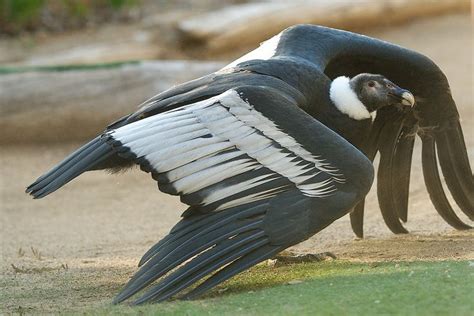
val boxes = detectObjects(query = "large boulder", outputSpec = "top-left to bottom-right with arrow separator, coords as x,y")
176,0 -> 470,56
0,61 -> 224,144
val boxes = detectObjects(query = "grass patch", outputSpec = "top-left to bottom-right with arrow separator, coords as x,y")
1,0 -> 140,35
79,260 -> 473,316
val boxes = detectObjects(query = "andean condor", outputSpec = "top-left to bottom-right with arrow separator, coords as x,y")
26,25 -> 473,304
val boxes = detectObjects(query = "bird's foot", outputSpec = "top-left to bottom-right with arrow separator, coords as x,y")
268,250 -> 337,267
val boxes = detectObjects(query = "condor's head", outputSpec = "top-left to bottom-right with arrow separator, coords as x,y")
329,73 -> 415,121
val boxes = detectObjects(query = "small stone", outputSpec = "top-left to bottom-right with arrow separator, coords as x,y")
218,287 -> 228,294
287,280 -> 303,285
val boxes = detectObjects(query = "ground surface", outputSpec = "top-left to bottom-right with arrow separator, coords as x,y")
1,14 -> 473,314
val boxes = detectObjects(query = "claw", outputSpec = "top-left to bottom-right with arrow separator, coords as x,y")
420,135 -> 472,230
271,250 -> 336,266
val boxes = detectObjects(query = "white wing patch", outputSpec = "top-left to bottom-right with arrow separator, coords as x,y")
221,33 -> 282,71
219,91 -> 344,180
110,90 -> 344,209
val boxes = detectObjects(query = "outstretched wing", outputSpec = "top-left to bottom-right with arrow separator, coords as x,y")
288,24 -> 474,235
109,85 -> 373,304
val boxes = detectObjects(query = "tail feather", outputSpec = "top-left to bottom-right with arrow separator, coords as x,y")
26,136 -> 115,199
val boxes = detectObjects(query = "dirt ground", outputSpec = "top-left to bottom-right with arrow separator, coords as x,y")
1,14 -> 473,313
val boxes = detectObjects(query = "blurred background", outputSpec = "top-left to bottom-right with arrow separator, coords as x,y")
0,0 -> 470,143
1,1 -> 472,313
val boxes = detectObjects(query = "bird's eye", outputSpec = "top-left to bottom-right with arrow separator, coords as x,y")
368,81 -> 375,87
386,83 -> 393,88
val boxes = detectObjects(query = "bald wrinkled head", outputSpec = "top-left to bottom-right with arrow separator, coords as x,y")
330,73 -> 415,120
350,73 -> 415,112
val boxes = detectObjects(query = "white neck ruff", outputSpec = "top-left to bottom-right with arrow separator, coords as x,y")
329,76 -> 373,121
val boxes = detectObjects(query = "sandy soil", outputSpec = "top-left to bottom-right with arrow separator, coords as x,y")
1,14 -> 473,313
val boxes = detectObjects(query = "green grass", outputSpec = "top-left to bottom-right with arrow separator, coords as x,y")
81,260 -> 473,316
0,0 -> 140,34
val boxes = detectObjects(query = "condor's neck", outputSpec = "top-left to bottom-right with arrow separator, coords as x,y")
276,25 -> 457,126
277,25 -> 446,88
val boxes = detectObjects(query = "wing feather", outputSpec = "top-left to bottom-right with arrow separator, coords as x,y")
109,87 -> 371,304
108,89 -> 342,208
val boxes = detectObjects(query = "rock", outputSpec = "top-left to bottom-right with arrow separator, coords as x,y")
287,280 -> 303,285
0,24 -> 164,66
176,0 -> 470,56
0,60 -> 224,144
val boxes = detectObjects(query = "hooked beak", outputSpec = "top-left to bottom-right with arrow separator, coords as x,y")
401,91 -> 415,106
388,87 -> 415,108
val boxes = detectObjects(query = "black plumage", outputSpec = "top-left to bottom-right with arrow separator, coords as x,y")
26,24 -> 472,303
